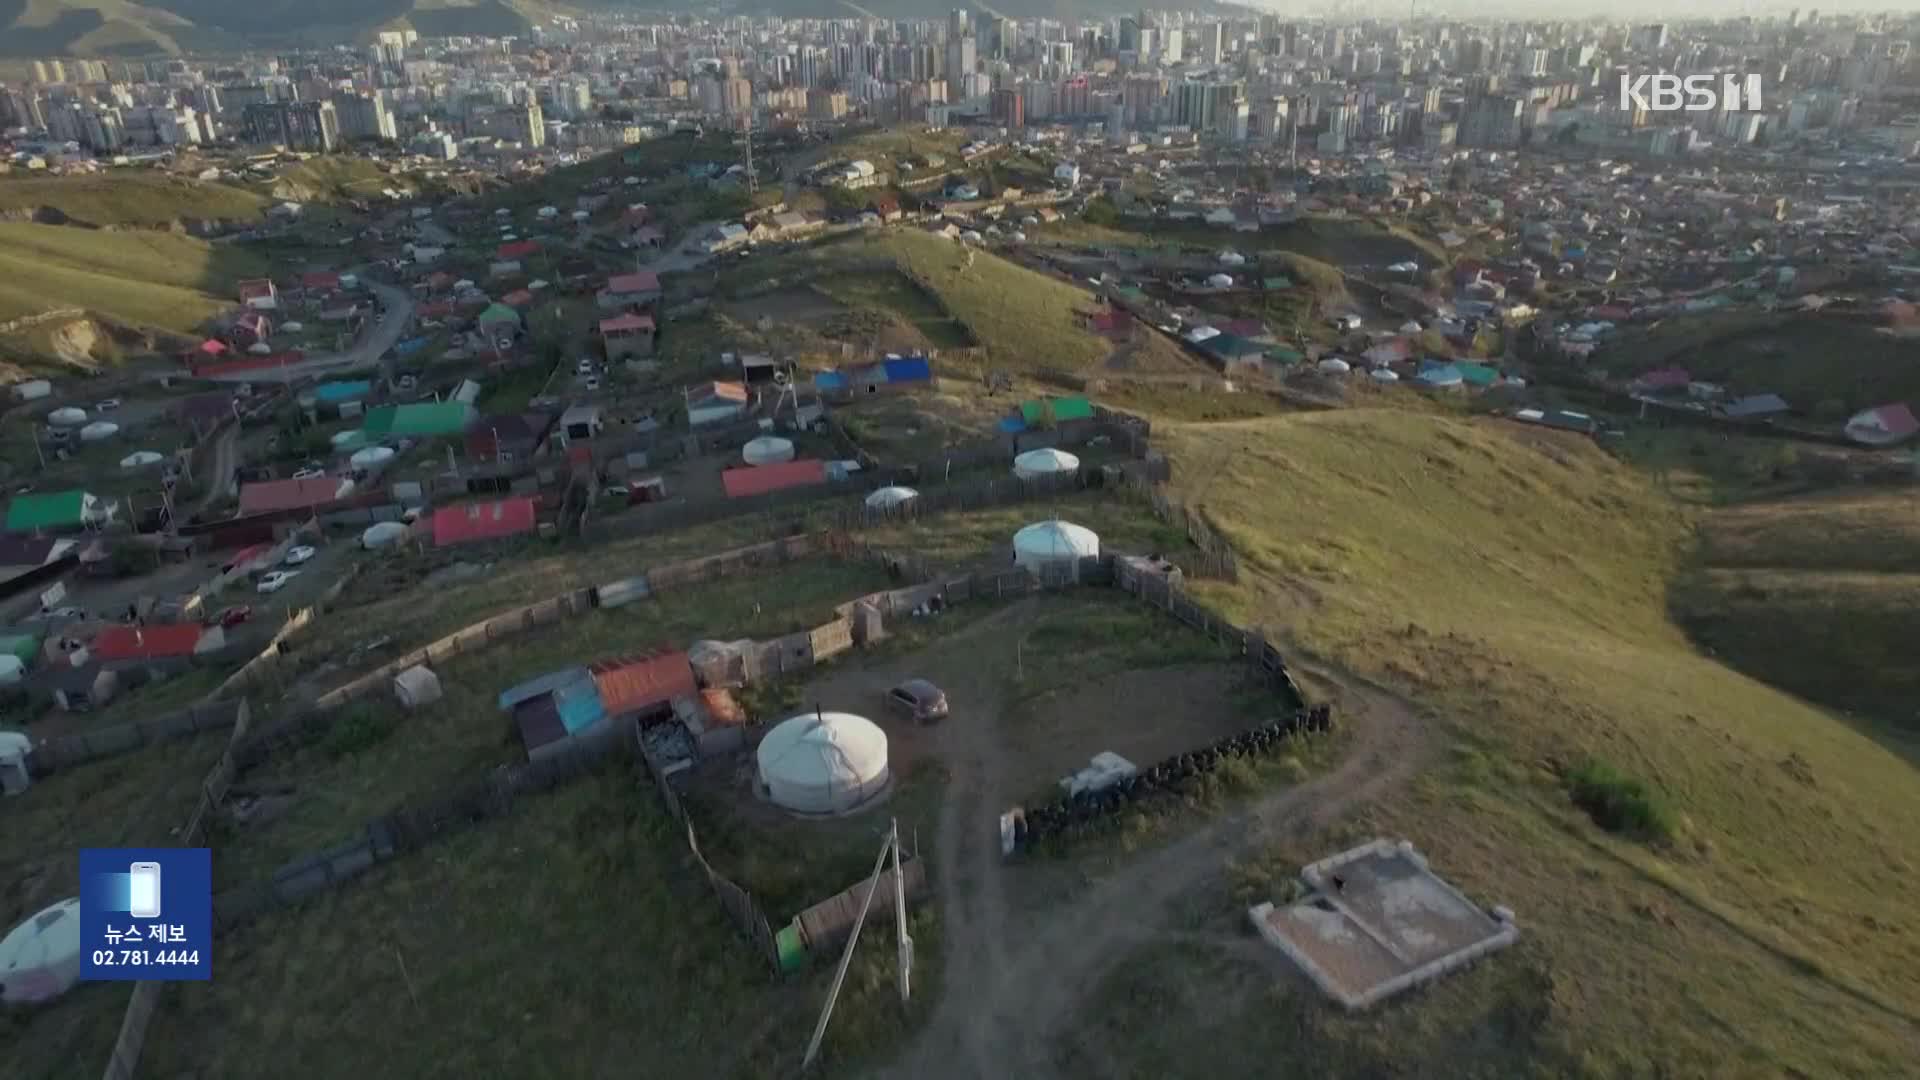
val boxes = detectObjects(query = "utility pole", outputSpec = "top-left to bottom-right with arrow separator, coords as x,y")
891,818 -> 911,1006
801,827 -> 895,1072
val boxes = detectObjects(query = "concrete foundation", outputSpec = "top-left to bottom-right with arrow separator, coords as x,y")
1248,838 -> 1518,1011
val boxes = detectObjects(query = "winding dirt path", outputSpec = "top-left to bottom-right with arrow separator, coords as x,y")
876,651 -> 1432,1079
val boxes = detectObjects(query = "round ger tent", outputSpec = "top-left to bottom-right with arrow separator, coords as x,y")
120,451 -> 165,471
48,407 -> 86,427
80,422 -> 119,443
350,446 -> 396,470
0,898 -> 82,1005
1318,358 -> 1352,375
362,521 -> 410,549
331,429 -> 368,450
742,436 -> 795,466
864,486 -> 919,510
1369,368 -> 1401,383
758,712 -> 890,815
1013,520 -> 1100,577
1012,447 -> 1080,480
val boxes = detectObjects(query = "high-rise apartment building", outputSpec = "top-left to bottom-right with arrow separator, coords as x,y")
243,100 -> 339,151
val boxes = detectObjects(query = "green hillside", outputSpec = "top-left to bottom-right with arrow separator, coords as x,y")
1598,313 -> 1918,417
0,174 -> 269,227
0,0 -> 580,55
1063,413 -> 1920,1076
734,230 -> 1113,373
0,222 -> 264,343
1674,489 -> 1920,739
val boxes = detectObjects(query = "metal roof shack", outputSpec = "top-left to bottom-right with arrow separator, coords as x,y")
238,476 -> 354,516
91,623 -> 208,662
588,651 -> 696,718
431,497 -> 539,547
721,459 -> 828,498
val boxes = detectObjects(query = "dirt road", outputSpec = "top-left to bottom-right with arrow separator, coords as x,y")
873,648 -> 1431,1080
190,423 -> 238,516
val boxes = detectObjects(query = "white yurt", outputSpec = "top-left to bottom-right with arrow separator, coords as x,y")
393,665 -> 442,710
1218,250 -> 1246,266
537,205 -> 558,219
331,429 -> 368,450
742,436 -> 796,466
48,407 -> 86,427
758,711 -> 891,815
0,658 -> 23,689
79,421 -> 119,443
1207,273 -> 1235,288
284,320 -> 305,332
1012,447 -> 1080,480
0,729 -> 30,794
1318,357 -> 1353,375
350,445 -> 396,470
1369,368 -> 1400,383
572,210 -> 590,222
247,342 -> 272,355
864,485 -> 919,510
119,450 -> 165,471
362,521 -> 410,549
1010,231 -> 1027,242
0,898 -> 82,1005
1013,520 -> 1100,577
1399,320 -> 1423,334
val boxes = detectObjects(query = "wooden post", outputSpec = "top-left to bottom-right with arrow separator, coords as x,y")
801,827 -> 893,1072
892,818 -> 911,1006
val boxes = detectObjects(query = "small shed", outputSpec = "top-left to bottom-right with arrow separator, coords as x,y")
393,666 -> 443,709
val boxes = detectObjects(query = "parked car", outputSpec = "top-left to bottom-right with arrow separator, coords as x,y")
283,545 -> 317,566
210,605 -> 253,629
291,467 -> 325,480
256,570 -> 301,594
584,376 -> 600,392
30,606 -> 87,623
95,398 -> 120,411
885,679 -> 950,724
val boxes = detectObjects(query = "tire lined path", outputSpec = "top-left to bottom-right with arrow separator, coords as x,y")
875,644 -> 1430,1080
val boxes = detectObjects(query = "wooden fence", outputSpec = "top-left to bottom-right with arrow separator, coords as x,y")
634,722 -> 781,971
100,694 -> 253,1080
27,698 -> 248,776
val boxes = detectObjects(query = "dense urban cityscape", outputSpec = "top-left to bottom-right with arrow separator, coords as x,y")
1,4 -> 1918,1080
3,12 -> 1918,164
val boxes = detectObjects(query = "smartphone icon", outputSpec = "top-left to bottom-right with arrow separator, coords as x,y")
128,862 -> 162,919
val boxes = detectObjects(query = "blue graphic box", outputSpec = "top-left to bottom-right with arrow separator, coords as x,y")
79,848 -> 212,981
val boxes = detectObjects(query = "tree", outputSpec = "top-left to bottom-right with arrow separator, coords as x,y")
824,186 -> 868,215
1081,197 -> 1120,227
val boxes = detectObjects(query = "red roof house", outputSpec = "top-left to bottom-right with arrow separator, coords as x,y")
497,240 -> 540,261
432,497 -> 539,547
1630,367 -> 1691,393
501,288 -> 535,308
721,459 -> 828,498
237,476 -> 355,515
301,271 -> 342,291
1845,403 -> 1920,447
91,623 -> 206,662
588,651 -> 696,717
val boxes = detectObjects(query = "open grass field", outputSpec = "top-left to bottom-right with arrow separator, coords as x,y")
221,556 -> 893,887
141,767 -> 943,1080
1,726 -> 228,1080
1672,489 -> 1920,749
730,230 -> 1113,373
0,221 -> 265,339
0,173 -> 268,227
1077,410 -> 1920,1077
1598,312 -> 1918,416
1039,214 -> 1439,270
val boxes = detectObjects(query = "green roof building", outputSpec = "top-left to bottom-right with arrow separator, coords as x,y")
1265,346 -> 1306,366
4,490 -> 92,532
363,402 -> 477,438
476,303 -> 522,327
1262,276 -> 1295,290
1051,396 -> 1094,422
1455,362 -> 1500,388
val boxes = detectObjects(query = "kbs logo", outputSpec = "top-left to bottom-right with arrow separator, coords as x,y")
1619,73 -> 1764,112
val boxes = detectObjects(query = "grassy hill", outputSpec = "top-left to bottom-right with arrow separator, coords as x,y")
731,229 -> 1114,373
0,174 -> 269,227
1060,411 -> 1920,1076
1597,312 -> 1918,417
1673,489 -> 1920,742
0,222 -> 265,374
0,0 -> 545,56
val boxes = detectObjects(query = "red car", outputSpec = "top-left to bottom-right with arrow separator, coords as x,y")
211,605 -> 253,629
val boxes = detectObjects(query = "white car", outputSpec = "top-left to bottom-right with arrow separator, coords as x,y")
283,545 -> 317,566
291,467 -> 325,480
584,376 -> 600,392
576,359 -> 594,375
96,398 -> 120,411
257,570 -> 301,594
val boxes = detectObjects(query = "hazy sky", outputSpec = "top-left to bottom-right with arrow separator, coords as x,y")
1237,0 -> 1920,16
